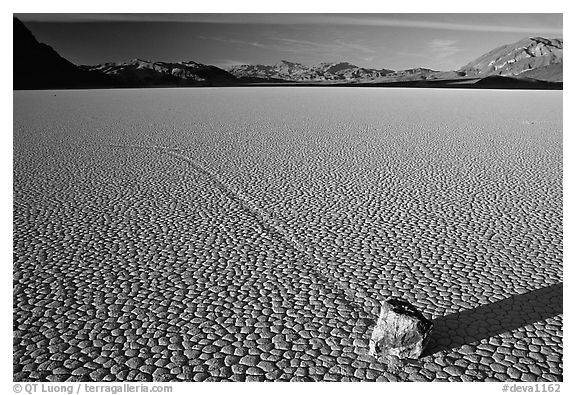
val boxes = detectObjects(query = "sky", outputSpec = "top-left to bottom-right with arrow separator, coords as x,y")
15,13 -> 563,71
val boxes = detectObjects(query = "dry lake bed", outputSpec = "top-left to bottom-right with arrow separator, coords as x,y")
13,87 -> 562,382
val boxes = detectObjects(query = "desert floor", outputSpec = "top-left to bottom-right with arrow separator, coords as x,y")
13,87 -> 562,382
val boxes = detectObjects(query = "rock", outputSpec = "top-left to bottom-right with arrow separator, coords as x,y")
369,297 -> 433,359
125,357 -> 143,369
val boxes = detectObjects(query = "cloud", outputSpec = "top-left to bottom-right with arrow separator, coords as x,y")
311,15 -> 563,34
428,39 -> 460,59
16,13 -> 562,34
197,35 -> 267,48
269,37 -> 376,57
196,34 -> 377,59
274,37 -> 330,49
334,39 -> 376,54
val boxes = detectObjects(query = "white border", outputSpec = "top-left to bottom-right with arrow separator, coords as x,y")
3,2 -> 571,394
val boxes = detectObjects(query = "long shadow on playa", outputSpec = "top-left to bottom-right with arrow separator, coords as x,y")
426,283 -> 563,355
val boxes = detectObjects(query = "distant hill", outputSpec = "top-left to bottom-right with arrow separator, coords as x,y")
227,60 -> 394,82
229,63 -> 473,84
81,59 -> 238,87
371,68 -> 468,83
459,37 -> 562,82
472,75 -> 560,88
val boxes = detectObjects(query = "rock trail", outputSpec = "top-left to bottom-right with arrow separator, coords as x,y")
112,143 -> 383,351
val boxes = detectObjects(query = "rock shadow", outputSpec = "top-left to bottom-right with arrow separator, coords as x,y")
426,282 -> 563,355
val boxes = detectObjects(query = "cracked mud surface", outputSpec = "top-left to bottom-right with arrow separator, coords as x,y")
14,88 -> 562,381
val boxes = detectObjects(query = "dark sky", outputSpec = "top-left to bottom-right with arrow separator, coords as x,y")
15,14 -> 563,70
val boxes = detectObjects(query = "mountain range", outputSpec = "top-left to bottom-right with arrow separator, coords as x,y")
227,60 -> 395,82
80,59 -> 237,86
13,18 -> 563,90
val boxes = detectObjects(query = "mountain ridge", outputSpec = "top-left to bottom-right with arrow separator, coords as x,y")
226,37 -> 562,84
459,36 -> 562,80
227,61 -> 395,82
13,18 -> 111,89
80,58 -> 237,86
13,17 -> 562,90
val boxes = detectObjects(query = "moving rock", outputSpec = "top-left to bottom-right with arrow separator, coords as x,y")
369,297 -> 433,359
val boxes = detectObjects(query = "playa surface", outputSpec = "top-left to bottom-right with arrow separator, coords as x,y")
13,87 -> 562,381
